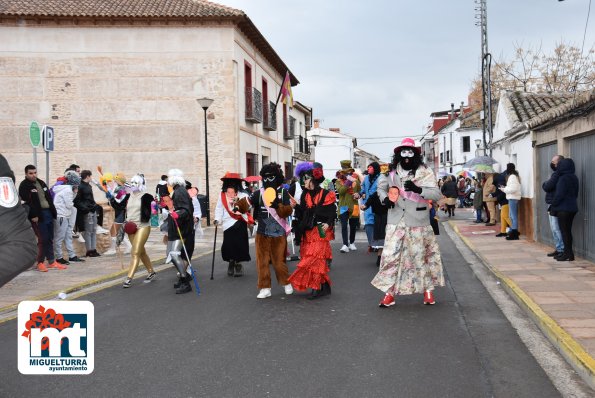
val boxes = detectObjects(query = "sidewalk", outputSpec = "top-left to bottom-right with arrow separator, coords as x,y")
0,225 -> 225,320
447,208 -> 595,388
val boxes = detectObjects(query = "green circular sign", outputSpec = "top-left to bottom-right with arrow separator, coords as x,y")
29,121 -> 41,148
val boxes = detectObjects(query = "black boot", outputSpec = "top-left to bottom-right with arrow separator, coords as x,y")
173,275 -> 192,288
175,280 -> 192,294
227,261 -> 235,276
307,288 -> 322,300
321,282 -> 331,296
506,229 -> 519,240
556,252 -> 575,261
376,256 -> 381,267
234,262 -> 243,277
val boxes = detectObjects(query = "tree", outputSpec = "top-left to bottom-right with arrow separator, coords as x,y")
468,41 -> 595,108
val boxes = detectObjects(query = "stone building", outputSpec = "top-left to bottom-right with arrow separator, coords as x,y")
0,0 -> 304,214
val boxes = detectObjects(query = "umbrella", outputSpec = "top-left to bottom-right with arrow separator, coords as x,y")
464,155 -> 497,168
457,170 -> 475,178
469,164 -> 495,173
244,175 -> 262,183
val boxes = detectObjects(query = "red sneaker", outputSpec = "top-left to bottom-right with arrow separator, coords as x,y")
48,261 -> 67,270
37,262 -> 48,272
379,293 -> 395,307
423,290 -> 435,305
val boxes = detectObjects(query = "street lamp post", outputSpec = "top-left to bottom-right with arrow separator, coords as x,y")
197,97 -> 214,226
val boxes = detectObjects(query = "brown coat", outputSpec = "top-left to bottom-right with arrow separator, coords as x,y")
482,174 -> 497,202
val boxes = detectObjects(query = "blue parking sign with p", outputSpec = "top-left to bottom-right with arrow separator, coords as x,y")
42,125 -> 54,152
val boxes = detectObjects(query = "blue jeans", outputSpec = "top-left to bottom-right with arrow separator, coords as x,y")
340,212 -> 357,245
508,199 -> 519,230
475,208 -> 483,222
33,209 -> 55,263
548,214 -> 564,252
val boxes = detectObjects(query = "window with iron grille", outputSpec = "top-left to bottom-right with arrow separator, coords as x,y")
245,87 -> 262,123
264,101 -> 277,131
286,116 -> 296,140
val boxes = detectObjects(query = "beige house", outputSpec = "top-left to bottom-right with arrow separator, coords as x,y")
0,0 -> 304,214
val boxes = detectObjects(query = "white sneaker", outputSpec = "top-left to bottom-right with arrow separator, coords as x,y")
96,226 -> 109,234
349,243 -> 357,251
283,284 -> 294,295
257,288 -> 272,299
103,248 -> 117,256
77,235 -> 85,243
340,245 -> 349,253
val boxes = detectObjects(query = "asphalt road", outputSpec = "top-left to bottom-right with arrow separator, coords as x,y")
0,225 -> 562,397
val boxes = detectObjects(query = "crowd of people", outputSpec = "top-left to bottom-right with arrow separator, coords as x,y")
2,142 -> 578,303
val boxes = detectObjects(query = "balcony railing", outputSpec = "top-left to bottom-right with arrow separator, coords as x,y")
245,87 -> 262,123
285,115 -> 296,140
263,101 -> 277,131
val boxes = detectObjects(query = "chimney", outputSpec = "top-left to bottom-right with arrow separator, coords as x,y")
450,103 -> 455,120
459,101 -> 465,119
313,119 -> 320,129
329,128 -> 341,133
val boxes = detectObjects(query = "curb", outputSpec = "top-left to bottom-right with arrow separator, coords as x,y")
0,246 -> 219,325
450,221 -> 595,389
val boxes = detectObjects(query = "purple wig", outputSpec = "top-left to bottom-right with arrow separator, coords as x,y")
294,162 -> 313,178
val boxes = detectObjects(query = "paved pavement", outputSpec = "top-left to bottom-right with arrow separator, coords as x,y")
2,209 -> 595,388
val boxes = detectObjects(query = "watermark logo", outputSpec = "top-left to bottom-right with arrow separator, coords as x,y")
18,301 -> 94,374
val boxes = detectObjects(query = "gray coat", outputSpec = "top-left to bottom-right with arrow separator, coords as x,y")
377,167 -> 442,227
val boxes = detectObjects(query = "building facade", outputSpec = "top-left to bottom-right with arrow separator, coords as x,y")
0,0 -> 301,212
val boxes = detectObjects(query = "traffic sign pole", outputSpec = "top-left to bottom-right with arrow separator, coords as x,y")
29,121 -> 41,168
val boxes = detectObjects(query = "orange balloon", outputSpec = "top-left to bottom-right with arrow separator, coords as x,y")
263,187 -> 277,207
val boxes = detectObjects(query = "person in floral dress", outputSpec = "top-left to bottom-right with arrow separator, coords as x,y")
371,137 -> 445,307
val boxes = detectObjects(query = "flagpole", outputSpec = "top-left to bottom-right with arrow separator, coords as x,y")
274,71 -> 288,106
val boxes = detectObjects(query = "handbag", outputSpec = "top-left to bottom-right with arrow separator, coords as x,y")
124,221 -> 138,235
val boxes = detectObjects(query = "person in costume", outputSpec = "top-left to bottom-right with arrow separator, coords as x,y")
0,154 -> 37,287
249,162 -> 294,299
104,172 -> 131,255
335,160 -> 361,253
53,170 -> 83,265
122,174 -> 156,288
167,169 -> 195,294
371,137 -> 445,307
288,162 -> 336,299
214,172 -> 252,277
360,161 -> 383,265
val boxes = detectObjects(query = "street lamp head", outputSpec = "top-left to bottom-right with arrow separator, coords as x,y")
474,138 -> 482,148
197,97 -> 214,110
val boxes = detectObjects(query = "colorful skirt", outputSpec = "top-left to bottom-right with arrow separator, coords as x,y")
288,227 -> 334,290
371,220 -> 444,295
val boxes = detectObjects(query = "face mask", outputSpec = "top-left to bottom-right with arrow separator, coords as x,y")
550,162 -> 556,171
400,149 -> 415,158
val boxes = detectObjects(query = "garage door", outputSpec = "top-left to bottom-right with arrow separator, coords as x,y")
535,143 -> 558,248
569,133 -> 595,262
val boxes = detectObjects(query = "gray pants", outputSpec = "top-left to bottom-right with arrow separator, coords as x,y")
54,216 -> 75,259
83,212 -> 97,251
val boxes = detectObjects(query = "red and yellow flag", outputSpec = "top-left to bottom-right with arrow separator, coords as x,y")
280,71 -> 294,108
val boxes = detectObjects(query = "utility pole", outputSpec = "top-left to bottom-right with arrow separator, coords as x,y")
475,0 -> 493,156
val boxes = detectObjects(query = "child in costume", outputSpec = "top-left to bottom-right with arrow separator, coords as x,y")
122,174 -> 156,288
288,162 -> 336,299
249,162 -> 294,299
104,172 -> 131,255
214,172 -> 252,277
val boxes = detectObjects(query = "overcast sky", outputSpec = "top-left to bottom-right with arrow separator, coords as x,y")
220,0 -> 593,162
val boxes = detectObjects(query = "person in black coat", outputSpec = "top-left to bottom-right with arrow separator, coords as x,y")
541,155 -> 564,257
440,176 -> 458,217
167,168 -> 195,294
493,173 -> 510,237
74,170 -> 100,257
550,158 -> 579,261
0,155 -> 37,286
18,164 -> 62,271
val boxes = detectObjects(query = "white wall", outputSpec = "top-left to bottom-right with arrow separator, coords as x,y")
491,136 -> 534,198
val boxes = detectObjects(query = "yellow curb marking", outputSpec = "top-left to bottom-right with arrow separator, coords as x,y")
451,221 -> 595,379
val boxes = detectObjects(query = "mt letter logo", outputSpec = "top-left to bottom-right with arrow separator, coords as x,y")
18,301 -> 94,374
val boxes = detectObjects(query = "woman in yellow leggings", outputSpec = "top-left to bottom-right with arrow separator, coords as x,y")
123,174 -> 156,288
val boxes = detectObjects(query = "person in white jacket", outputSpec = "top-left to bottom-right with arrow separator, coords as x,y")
500,163 -> 522,241
214,172 -> 252,277
53,171 -> 85,264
